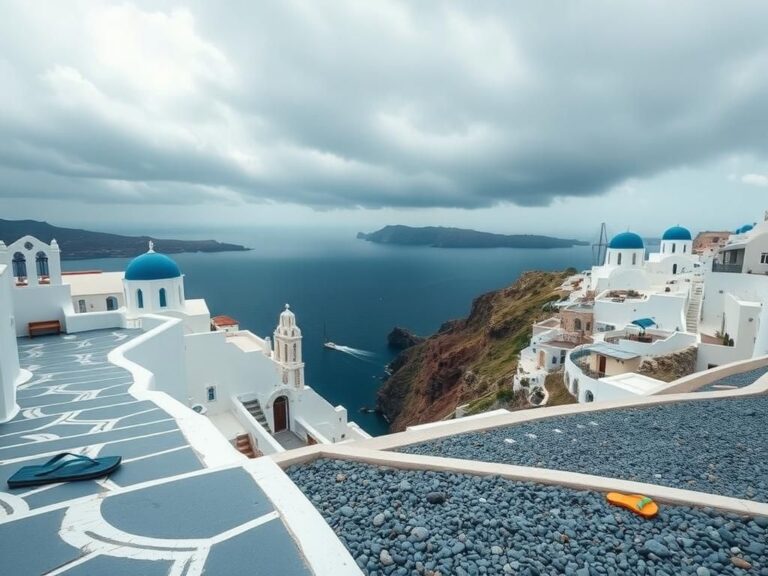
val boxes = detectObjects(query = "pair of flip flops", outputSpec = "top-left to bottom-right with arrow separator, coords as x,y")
7,452 -> 121,489
606,492 -> 659,518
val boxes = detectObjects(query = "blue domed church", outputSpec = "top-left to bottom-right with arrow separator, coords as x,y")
123,242 -> 186,316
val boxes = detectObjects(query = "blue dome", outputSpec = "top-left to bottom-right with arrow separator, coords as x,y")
609,231 -> 644,250
125,251 -> 181,281
736,224 -> 754,234
662,226 -> 692,241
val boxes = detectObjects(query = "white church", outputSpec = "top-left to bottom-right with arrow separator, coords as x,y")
516,215 -> 768,405
0,237 -> 368,453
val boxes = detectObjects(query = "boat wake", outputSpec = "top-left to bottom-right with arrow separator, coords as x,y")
334,345 -> 376,358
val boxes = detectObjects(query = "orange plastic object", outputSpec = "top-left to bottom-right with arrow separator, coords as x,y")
606,492 -> 659,518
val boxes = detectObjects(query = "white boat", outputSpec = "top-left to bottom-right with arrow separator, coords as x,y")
324,341 -> 338,350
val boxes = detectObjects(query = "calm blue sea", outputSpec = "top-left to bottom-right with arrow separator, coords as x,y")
62,228 -> 593,435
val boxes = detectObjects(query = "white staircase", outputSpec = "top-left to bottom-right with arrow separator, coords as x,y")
686,281 -> 704,333
242,398 -> 270,431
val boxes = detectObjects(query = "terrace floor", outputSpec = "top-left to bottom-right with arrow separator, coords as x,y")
0,330 -> 316,575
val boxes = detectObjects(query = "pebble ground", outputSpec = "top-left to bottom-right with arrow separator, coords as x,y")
400,396 -> 768,502
698,366 -> 768,392
288,459 -> 768,576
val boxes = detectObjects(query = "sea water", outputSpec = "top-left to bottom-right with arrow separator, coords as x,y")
64,228 -> 593,435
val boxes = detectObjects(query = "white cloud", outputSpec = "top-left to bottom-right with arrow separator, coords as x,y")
741,173 -> 768,187
1,0 -> 768,218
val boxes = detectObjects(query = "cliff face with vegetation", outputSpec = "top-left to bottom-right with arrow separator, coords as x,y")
377,269 -> 575,431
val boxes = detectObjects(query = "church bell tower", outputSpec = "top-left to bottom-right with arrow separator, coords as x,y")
273,304 -> 305,389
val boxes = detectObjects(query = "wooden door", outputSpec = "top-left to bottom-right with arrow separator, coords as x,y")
273,396 -> 289,432
598,355 -> 607,376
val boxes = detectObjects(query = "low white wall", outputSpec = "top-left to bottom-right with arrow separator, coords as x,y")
64,309 -> 125,333
11,284 -> 72,336
294,387 -> 351,443
0,265 -> 20,422
231,397 -> 284,455
122,315 -> 188,403
604,330 -> 697,357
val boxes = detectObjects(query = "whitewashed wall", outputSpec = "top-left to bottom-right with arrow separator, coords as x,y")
0,265 -> 20,422
594,292 -> 687,332
64,310 -> 125,333
71,292 -> 124,314
11,284 -> 73,337
122,315 -> 187,403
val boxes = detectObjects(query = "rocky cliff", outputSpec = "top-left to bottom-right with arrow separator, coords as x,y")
377,269 -> 574,431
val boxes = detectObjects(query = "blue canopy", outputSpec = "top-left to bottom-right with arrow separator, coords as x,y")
631,318 -> 656,329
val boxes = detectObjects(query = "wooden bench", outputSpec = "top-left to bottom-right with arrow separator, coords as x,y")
28,320 -> 61,338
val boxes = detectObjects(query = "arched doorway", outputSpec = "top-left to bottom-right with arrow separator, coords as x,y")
12,252 -> 26,282
584,390 -> 594,402
273,396 -> 289,433
106,296 -> 118,311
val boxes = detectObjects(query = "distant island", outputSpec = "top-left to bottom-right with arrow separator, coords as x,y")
0,219 -> 249,260
357,225 -> 589,249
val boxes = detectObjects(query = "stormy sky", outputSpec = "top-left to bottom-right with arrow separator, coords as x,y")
1,1 -> 767,237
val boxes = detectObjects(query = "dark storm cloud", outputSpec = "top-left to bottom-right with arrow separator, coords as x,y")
0,1 -> 767,211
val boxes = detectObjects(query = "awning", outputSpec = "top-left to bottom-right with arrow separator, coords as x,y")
631,318 -> 656,329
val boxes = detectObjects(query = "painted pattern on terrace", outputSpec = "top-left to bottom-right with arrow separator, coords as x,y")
401,396 -> 768,502
0,330 -> 313,576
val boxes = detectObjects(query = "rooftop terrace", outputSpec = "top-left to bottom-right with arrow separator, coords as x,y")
0,330 -> 349,575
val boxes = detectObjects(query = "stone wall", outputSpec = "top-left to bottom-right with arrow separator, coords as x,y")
637,346 -> 697,382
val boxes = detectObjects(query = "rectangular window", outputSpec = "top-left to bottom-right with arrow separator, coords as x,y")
206,386 -> 216,402
761,253 -> 768,264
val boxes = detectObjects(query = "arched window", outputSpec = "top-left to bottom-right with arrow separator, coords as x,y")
293,342 -> 297,361
178,285 -> 183,303
12,252 -> 26,280
284,344 -> 288,360
607,253 -> 611,265
574,318 -> 582,331
672,243 -> 676,254
632,253 -> 637,265
35,251 -> 49,280
137,289 -> 144,309
617,253 -> 622,265
584,390 -> 594,402
672,264 -> 678,274
683,245 -> 687,253
106,296 -> 118,311
78,299 -> 87,313
572,378 -> 579,397
159,288 -> 167,308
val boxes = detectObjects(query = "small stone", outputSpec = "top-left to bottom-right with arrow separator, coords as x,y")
695,567 -> 711,576
491,545 -> 504,555
338,505 -> 354,517
731,557 -> 752,570
411,527 -> 430,542
372,513 -> 386,527
643,539 -> 671,558
426,492 -> 446,505
380,549 -> 394,566
335,473 -> 346,482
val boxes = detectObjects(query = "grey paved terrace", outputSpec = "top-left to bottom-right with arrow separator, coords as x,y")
0,330 -> 314,575
400,395 -> 768,502
289,459 -> 768,576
